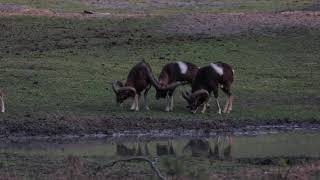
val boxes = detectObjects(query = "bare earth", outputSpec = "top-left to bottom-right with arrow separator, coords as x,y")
1,3 -> 320,36
163,11 -> 320,35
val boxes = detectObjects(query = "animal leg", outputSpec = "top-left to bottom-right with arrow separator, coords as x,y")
206,93 -> 212,109
0,95 -> 4,113
227,95 -> 233,113
135,95 -> 140,111
201,103 -> 207,113
144,85 -> 151,110
213,88 -> 221,114
169,95 -> 174,111
223,96 -> 230,113
216,99 -> 221,114
165,93 -> 170,112
221,84 -> 233,113
191,107 -> 198,114
130,96 -> 136,110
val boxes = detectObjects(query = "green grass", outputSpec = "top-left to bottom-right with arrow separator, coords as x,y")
0,0 -> 316,13
0,15 -> 319,124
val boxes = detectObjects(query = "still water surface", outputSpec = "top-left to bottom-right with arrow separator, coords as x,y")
1,130 -> 320,159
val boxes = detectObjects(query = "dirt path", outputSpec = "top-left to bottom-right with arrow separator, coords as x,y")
163,11 -> 320,35
1,3 -> 320,35
0,3 -> 146,18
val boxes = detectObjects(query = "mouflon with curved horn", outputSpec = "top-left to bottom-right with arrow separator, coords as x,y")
182,62 -> 234,114
111,61 -> 160,111
155,61 -> 199,112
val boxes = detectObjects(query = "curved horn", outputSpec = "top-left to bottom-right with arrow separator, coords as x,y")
190,89 -> 209,100
117,86 -> 137,94
112,81 -> 121,94
142,63 -> 161,89
182,91 -> 191,102
160,81 -> 189,90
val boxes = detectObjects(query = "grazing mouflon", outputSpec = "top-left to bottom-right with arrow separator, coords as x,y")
182,62 -> 234,114
156,61 -> 199,111
112,61 -> 160,111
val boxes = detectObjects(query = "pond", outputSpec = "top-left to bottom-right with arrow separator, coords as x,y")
1,130 -> 320,158
1,129 -> 320,179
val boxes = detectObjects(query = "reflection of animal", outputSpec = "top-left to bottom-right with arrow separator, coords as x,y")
0,89 -> 4,113
136,143 -> 143,156
209,136 -> 233,160
112,61 -> 160,111
155,61 -> 199,112
223,136 -> 233,160
144,143 -> 150,155
183,139 -> 210,157
182,62 -> 234,114
156,141 -> 176,156
116,144 -> 136,156
156,144 -> 168,156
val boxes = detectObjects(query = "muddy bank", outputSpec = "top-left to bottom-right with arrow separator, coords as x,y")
1,114 -> 319,139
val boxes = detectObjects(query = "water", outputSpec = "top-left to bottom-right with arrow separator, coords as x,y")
1,130 -> 320,159
1,130 -> 320,179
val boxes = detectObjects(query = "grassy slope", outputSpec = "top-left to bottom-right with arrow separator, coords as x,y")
0,16 -> 319,125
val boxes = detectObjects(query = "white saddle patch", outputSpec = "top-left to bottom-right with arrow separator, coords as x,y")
210,63 -> 224,76
177,61 -> 188,74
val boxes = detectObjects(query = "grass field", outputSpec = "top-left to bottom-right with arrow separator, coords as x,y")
0,1 -> 320,179
0,1 -> 320,136
0,15 -> 319,125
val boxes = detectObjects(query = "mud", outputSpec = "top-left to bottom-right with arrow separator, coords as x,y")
1,114 -> 320,140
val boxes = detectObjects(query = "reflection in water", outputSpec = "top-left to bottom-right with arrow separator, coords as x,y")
116,144 -> 136,156
181,135 -> 234,160
136,143 -> 143,156
183,139 -> 210,157
1,132 -> 320,179
156,143 -> 169,156
114,135 -> 234,160
2,131 -> 320,160
156,141 -> 176,156
144,143 -> 150,156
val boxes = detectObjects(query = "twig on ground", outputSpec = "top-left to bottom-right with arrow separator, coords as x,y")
83,10 -> 94,14
97,156 -> 166,180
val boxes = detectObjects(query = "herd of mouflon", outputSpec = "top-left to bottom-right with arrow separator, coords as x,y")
112,61 -> 234,114
0,61 -> 234,114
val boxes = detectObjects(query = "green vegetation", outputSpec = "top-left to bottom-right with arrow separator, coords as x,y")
0,1 -> 319,179
0,15 -> 319,125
